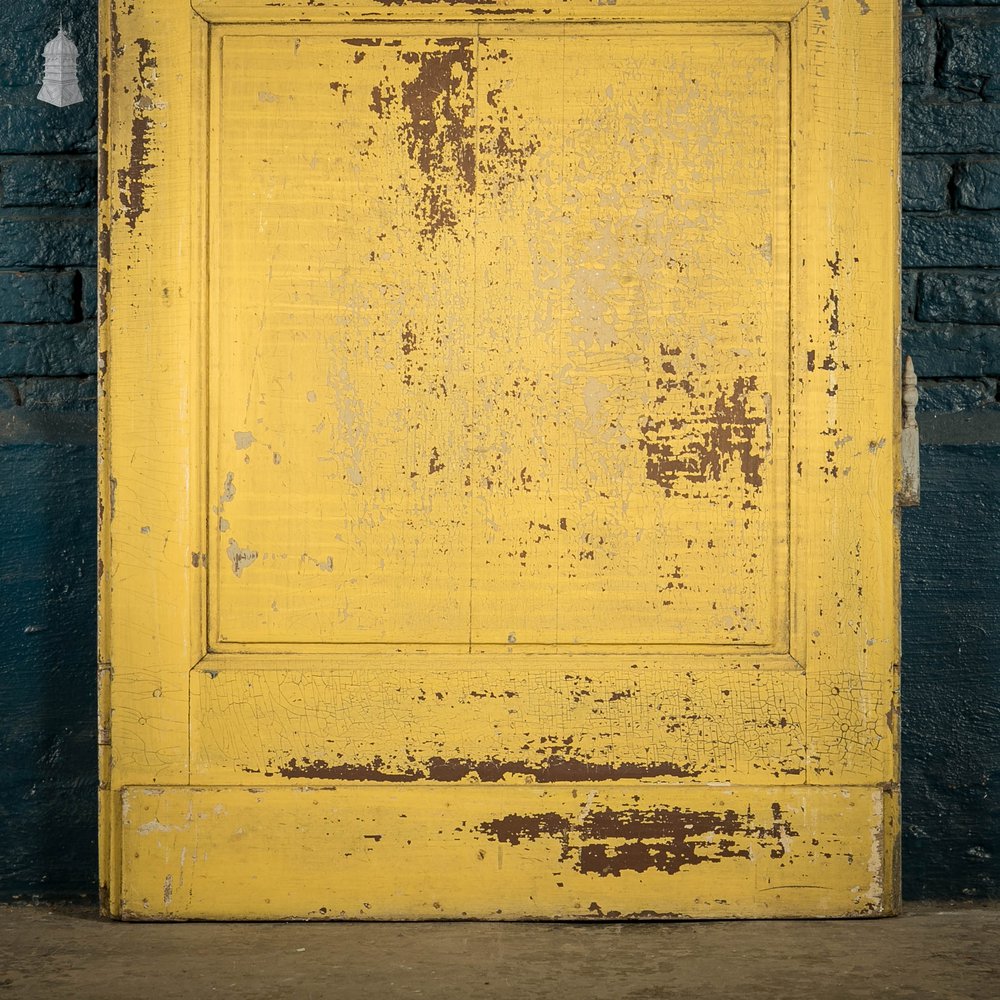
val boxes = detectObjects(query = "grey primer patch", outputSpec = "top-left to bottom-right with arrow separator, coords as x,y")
226,538 -> 258,577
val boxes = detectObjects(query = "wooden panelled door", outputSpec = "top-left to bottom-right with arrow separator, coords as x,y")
99,0 -> 900,919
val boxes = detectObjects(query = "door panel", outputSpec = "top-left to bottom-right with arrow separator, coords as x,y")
190,657 -> 806,785
100,0 -> 900,919
211,25 -> 788,650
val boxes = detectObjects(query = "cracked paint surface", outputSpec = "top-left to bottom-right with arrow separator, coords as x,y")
210,27 -> 787,648
119,785 -> 891,919
102,0 -> 900,920
191,659 -> 807,785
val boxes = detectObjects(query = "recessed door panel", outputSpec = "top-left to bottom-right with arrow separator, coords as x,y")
211,26 -> 788,651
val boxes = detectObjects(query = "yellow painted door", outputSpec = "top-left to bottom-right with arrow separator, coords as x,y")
99,0 -> 900,919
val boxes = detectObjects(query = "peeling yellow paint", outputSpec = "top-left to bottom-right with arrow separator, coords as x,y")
190,656 -> 808,785
120,785 -> 896,920
210,24 -> 789,649
101,0 -> 900,919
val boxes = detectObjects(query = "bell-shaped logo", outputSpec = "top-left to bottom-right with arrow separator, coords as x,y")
37,27 -> 84,108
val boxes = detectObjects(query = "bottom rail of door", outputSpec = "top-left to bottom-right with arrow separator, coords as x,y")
112,783 -> 899,920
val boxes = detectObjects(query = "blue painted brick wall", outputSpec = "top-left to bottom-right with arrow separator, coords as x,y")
902,2 -> 999,900
0,1 -> 998,901
0,0 -> 97,900
904,5 -> 1000,378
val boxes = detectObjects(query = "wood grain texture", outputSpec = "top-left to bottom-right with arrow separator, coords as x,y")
210,25 -> 789,650
101,0 -> 900,918
191,656 -> 807,785
120,784 -> 896,920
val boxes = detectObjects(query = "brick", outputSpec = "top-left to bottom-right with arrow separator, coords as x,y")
903,213 -> 1000,267
904,321 -> 1000,377
903,16 -> 935,86
0,6 -> 97,90
0,270 -> 76,324
904,88 -> 1000,153
0,322 -> 96,376
0,156 -> 97,208
940,17 -> 1000,96
0,376 -> 97,412
917,272 -> 1000,323
0,212 -> 96,268
903,270 -> 920,320
954,159 -> 1000,209
903,157 -> 952,211
916,377 -> 999,413
80,268 -> 97,320
0,88 -> 97,155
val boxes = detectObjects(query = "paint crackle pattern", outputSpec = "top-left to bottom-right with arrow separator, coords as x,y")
193,666 -> 806,783
212,31 -> 785,645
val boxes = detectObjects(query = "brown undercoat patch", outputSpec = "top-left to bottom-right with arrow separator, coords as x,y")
117,37 -> 156,231
98,60 -> 111,204
367,39 -> 539,244
476,803 -> 798,876
273,754 -> 701,783
638,376 -> 767,496
97,227 -> 112,318
369,39 -> 476,243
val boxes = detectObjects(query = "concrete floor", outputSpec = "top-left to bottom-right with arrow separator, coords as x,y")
1,902 -> 997,999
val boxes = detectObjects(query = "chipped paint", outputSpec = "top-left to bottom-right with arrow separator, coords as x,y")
226,538 -> 258,577
212,26 -> 789,646
105,0 -> 900,920
360,36 -> 539,244
191,660 -> 807,785
272,754 -> 700,782
98,59 -> 111,204
97,226 -> 112,319
118,785 -> 892,919
116,37 -> 157,230
367,37 -> 476,242
476,802 -> 798,876
638,377 -> 768,497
